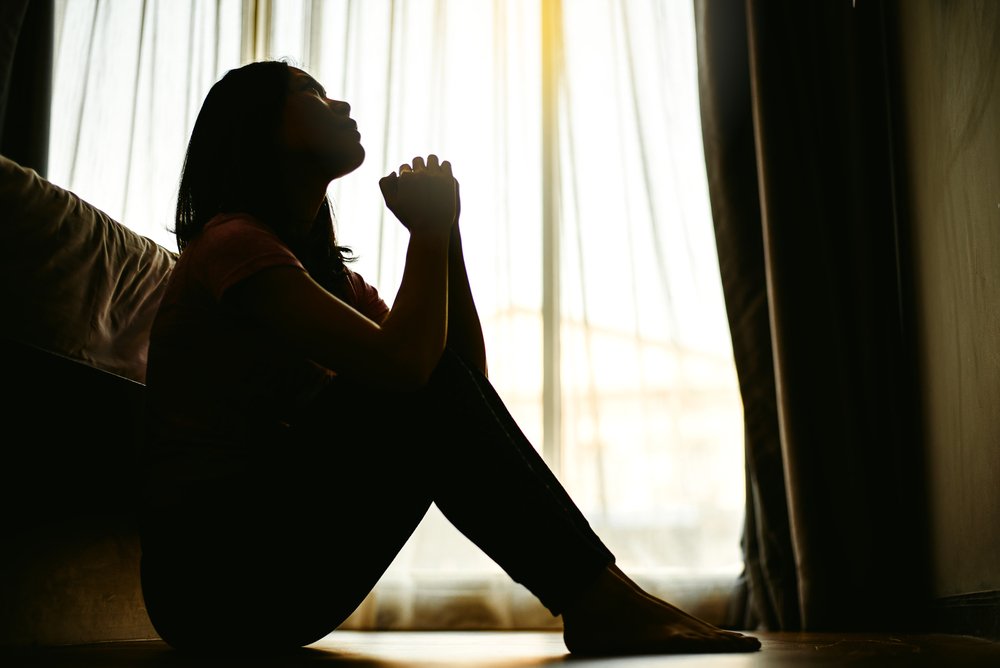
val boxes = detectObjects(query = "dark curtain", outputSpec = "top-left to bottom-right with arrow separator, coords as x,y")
695,0 -> 929,631
0,0 -> 53,177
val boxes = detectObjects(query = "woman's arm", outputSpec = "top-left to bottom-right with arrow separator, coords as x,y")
227,232 -> 449,391
446,219 -> 488,376
226,156 -> 456,391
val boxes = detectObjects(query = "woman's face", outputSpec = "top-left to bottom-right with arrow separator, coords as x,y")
279,67 -> 365,180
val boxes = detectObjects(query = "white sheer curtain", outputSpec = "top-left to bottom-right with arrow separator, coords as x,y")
557,0 -> 743,579
48,0 -> 745,629
48,0 -> 243,252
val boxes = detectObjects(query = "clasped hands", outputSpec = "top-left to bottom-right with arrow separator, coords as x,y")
379,154 -> 460,237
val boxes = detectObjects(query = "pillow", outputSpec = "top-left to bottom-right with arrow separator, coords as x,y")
0,154 -> 177,384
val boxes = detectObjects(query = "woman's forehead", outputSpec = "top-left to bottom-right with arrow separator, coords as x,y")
289,67 -> 314,82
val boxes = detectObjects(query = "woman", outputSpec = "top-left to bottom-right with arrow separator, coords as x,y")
138,60 -> 761,656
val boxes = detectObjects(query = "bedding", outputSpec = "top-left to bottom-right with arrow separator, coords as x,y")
0,154 -> 177,383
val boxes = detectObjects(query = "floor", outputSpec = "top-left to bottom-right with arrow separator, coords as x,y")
3,631 -> 1000,667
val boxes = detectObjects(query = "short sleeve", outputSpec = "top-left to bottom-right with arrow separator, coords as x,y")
193,215 -> 304,302
344,268 -> 390,323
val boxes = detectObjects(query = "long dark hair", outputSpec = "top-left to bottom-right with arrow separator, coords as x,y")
173,60 -> 354,293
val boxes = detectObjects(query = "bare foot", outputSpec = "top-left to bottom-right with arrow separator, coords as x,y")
560,565 -> 761,656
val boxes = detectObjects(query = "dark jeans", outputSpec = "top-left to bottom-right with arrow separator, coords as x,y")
139,348 -> 615,651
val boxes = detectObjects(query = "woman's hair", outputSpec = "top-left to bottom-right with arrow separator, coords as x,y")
174,60 -> 354,293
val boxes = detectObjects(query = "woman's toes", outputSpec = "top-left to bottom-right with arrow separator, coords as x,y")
730,634 -> 762,651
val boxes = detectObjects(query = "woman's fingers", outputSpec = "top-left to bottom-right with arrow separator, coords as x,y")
396,155 -> 448,174
382,154 -> 458,233
378,173 -> 399,207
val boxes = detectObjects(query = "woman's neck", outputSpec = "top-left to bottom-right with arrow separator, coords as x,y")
277,158 -> 330,234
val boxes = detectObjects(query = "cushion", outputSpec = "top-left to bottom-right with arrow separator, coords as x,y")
0,154 -> 177,383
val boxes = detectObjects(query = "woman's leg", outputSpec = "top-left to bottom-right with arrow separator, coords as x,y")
141,347 -> 759,654
139,469 -> 433,651
140,344 -> 585,651
288,347 -> 759,654
139,390 -> 440,651
276,347 -> 615,625
413,349 -> 761,655
409,348 -> 615,614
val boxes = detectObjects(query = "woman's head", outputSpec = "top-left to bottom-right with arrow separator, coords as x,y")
174,61 -> 364,250
280,66 -> 365,182
175,61 -> 360,292
175,61 -> 288,248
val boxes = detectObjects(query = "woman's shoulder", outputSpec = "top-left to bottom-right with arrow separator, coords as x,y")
202,212 -> 274,237
184,212 -> 293,259
174,212 -> 303,299
341,265 -> 376,294
342,266 -> 390,322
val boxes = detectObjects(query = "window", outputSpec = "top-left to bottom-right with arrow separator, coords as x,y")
49,0 -> 744,628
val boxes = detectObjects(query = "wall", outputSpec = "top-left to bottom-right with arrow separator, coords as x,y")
896,0 -> 1000,601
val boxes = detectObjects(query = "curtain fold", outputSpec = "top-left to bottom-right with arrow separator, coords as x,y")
693,0 -> 797,632
0,0 -> 53,177
695,0 -> 930,632
47,0 -> 243,252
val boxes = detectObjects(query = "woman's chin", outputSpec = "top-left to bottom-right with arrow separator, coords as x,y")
326,145 -> 365,179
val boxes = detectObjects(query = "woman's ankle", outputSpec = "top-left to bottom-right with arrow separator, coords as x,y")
561,564 -> 632,627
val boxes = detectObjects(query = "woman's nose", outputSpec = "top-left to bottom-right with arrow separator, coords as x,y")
330,99 -> 351,115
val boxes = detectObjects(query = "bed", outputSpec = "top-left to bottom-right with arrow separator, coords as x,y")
0,153 -> 175,645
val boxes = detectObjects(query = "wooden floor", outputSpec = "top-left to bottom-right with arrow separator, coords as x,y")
4,631 -> 1000,667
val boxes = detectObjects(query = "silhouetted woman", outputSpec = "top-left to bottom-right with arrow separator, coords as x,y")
138,60 -> 761,656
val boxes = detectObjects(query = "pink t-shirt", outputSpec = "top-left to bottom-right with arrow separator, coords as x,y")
143,213 -> 389,503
